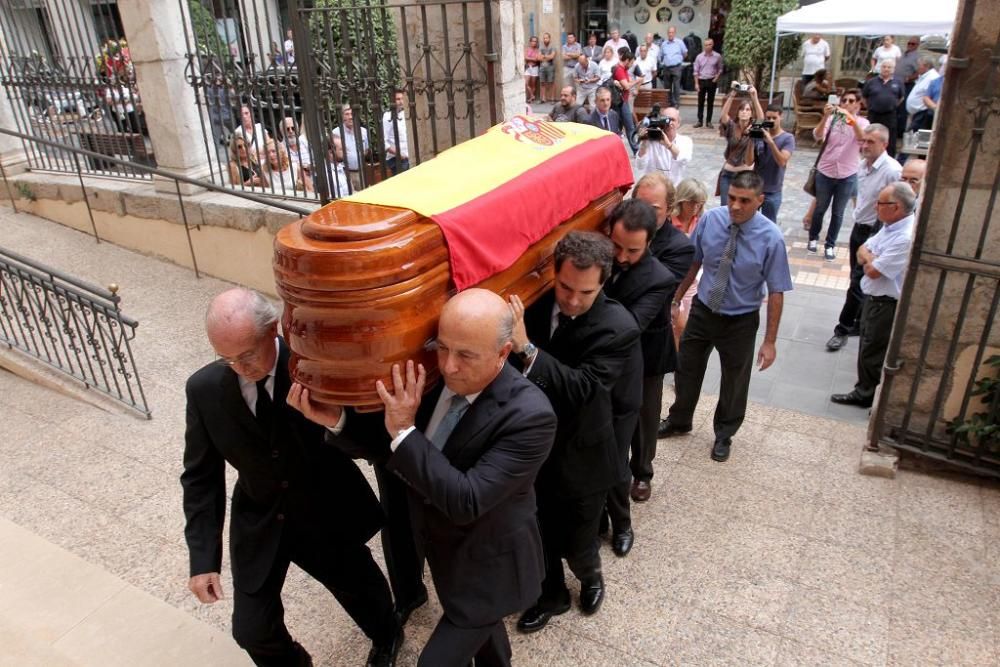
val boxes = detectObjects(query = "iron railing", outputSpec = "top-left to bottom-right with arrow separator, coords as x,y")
180,0 -> 498,204
0,245 -> 150,417
839,37 -> 880,77
0,1 -> 152,179
869,7 -> 1000,477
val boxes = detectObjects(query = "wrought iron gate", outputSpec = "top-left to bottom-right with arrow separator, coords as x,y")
181,0 -> 499,203
869,7 -> 1000,476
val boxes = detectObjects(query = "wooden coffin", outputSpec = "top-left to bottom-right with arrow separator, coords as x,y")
273,191 -> 622,411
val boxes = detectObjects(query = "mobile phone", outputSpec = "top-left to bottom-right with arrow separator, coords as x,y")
828,94 -> 841,106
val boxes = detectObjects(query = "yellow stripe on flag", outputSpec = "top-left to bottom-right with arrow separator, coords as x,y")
344,117 -> 620,217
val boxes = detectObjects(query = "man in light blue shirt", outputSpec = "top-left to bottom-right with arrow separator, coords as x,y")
657,26 -> 688,107
660,171 -> 793,462
832,183 -> 916,408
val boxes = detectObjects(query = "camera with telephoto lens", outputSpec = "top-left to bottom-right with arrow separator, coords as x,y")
731,81 -> 751,92
644,103 -> 672,141
748,120 -> 775,138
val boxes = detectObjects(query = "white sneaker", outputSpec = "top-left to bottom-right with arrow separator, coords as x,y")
807,240 -> 818,254
824,247 -> 836,261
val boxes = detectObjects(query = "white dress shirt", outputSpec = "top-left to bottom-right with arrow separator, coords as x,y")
861,214 -> 915,298
237,337 -> 279,414
636,132 -> 692,186
382,110 -> 409,159
331,124 -> 369,170
906,68 -> 941,114
853,152 -> 903,227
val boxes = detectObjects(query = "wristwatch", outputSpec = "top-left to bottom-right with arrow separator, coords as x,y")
517,342 -> 537,362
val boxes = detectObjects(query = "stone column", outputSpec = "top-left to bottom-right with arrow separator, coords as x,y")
117,0 -> 212,193
497,0 -> 527,119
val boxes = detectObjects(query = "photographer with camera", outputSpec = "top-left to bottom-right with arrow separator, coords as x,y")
750,101 -> 795,223
716,84 -> 759,205
635,104 -> 692,185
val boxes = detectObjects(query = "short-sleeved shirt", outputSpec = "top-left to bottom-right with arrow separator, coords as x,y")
896,49 -> 920,83
612,64 -> 632,104
548,103 -> 589,123
539,46 -> 555,69
872,44 -> 902,70
862,76 -> 904,113
854,151 -> 903,227
861,215 -> 915,298
575,61 -> 601,93
658,38 -> 687,68
927,76 -> 944,104
816,113 -> 870,179
692,207 -> 794,315
801,39 -> 830,76
563,42 -> 582,66
906,68 -> 941,114
331,124 -> 369,171
754,132 -> 795,193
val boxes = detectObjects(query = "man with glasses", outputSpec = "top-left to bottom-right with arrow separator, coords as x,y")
826,124 -> 902,352
182,288 -> 402,667
831,183 -> 916,408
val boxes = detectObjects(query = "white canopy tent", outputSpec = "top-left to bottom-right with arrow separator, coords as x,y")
768,0 -> 958,99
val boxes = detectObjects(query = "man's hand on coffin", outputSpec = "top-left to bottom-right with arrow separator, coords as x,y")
508,295 -> 529,353
287,382 -> 344,427
376,360 -> 426,435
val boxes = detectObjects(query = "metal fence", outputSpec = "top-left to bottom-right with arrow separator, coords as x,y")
180,0 -> 498,203
0,246 -> 150,417
839,36 -> 880,77
0,1 -> 153,179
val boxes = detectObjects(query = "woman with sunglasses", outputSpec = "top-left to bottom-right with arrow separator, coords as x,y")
805,90 -> 869,261
228,135 -> 263,188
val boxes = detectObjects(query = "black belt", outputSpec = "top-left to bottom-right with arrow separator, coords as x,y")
869,295 -> 898,303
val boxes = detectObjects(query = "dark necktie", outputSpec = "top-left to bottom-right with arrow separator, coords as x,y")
601,115 -> 609,131
707,223 -> 740,314
255,376 -> 272,428
432,394 -> 469,450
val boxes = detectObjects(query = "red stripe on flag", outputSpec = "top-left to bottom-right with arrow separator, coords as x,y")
431,133 -> 633,291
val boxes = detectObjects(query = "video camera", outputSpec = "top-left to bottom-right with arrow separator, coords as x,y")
748,120 -> 775,138
644,103 -> 672,141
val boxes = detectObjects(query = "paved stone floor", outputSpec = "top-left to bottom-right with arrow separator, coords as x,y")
2,123 -> 999,665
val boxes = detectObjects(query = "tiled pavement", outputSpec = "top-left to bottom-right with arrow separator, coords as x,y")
3,122 -> 998,665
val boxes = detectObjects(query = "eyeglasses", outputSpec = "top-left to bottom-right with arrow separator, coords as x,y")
900,177 -> 921,184
216,347 -> 263,366
843,98 -> 858,104
876,200 -> 898,207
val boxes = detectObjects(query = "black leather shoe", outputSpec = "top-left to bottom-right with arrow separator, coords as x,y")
612,528 -> 634,557
711,437 -> 731,462
830,390 -> 873,408
579,575 -> 605,615
826,333 -> 848,351
516,599 -> 571,634
657,419 -> 693,438
630,479 -> 651,502
395,587 -> 428,625
366,623 -> 403,667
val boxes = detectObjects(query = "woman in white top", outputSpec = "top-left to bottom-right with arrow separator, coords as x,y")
800,34 -> 830,84
235,104 -> 270,166
598,45 -> 616,85
263,138 -> 303,194
871,36 -> 902,72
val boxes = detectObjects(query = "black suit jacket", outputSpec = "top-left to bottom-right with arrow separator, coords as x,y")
606,251 -> 678,377
650,221 -> 696,284
386,365 -> 556,628
588,108 -> 622,134
181,338 -> 384,594
512,290 -> 640,497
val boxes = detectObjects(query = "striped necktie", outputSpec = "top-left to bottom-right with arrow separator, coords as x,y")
707,223 -> 740,314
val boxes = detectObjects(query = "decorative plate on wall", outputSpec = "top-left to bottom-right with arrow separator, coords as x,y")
656,7 -> 671,21
678,6 -> 695,23
635,8 -> 650,24
624,0 -> 640,7
645,0 -> 660,7
668,0 -> 683,6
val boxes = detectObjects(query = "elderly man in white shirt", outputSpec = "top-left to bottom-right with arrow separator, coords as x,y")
905,55 -> 941,131
635,106 -> 692,185
635,44 -> 658,90
382,90 -> 410,175
332,105 -> 370,191
831,183 -> 916,408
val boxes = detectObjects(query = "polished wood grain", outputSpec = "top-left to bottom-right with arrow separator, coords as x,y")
274,190 -> 623,411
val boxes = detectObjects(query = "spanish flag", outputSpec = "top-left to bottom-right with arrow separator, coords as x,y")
345,117 -> 633,290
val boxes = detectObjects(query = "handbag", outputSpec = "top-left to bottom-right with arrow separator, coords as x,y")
803,118 -> 833,196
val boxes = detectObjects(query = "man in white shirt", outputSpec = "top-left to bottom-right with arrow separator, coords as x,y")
635,45 -> 658,90
827,124 -> 903,351
382,89 -> 410,175
635,106 -> 691,185
831,183 -> 916,408
643,33 -> 659,66
331,104 -> 370,191
905,56 -> 941,131
800,34 -> 830,84
604,29 -> 628,60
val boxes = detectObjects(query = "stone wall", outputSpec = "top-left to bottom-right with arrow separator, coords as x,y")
873,0 -> 1000,447
2,173 -> 311,297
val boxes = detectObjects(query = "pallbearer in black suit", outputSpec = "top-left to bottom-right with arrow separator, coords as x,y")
292,289 -> 557,667
181,288 -> 401,667
509,232 -> 640,633
602,199 -> 677,556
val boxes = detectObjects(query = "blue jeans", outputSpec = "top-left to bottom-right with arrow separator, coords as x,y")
761,191 -> 782,223
386,156 -> 409,175
618,102 -> 638,153
810,171 -> 857,249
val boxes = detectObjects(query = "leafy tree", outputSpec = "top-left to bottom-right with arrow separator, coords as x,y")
724,0 -> 800,90
187,0 -> 229,65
